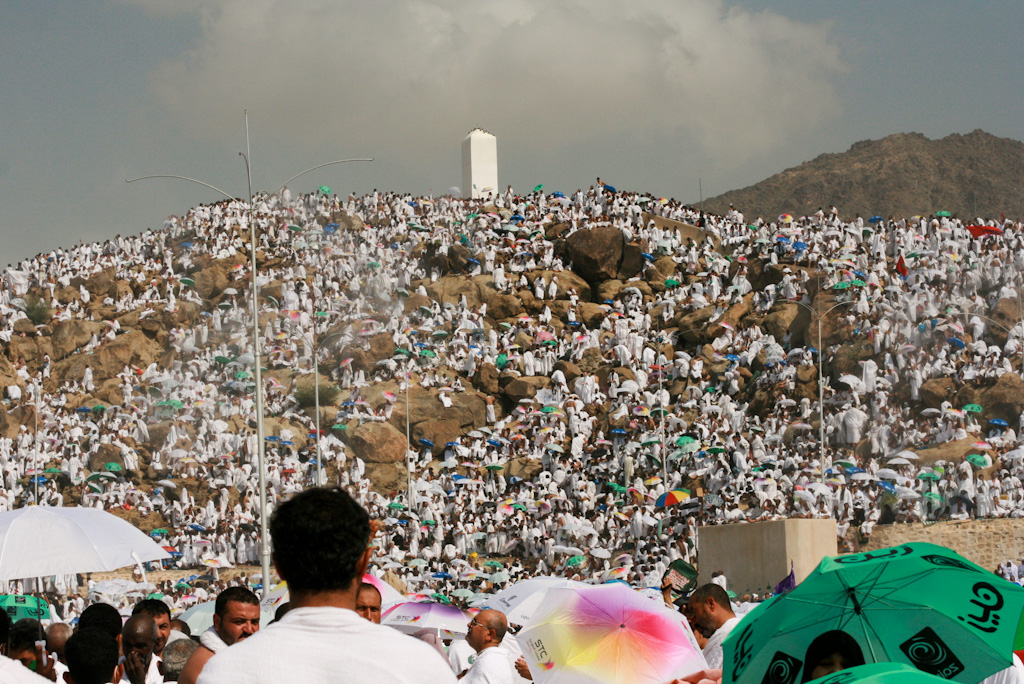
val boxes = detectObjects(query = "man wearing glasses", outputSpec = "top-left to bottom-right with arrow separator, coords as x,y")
462,610 -> 515,684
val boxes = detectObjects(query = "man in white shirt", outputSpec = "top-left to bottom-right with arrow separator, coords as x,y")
463,610 -> 515,684
198,488 -> 455,684
685,584 -> 741,669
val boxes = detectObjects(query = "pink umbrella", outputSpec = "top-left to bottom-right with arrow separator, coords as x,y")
517,583 -> 706,684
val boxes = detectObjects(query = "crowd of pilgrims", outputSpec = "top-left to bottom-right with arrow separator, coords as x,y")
1,181 -> 1024,607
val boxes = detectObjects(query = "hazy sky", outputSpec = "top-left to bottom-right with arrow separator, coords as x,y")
2,0 -> 1021,264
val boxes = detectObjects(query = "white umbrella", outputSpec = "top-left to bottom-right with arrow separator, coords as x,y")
484,577 -> 586,624
875,468 -> 899,480
0,507 -> 171,581
886,457 -> 912,466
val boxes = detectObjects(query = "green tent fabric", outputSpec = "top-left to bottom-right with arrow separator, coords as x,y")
723,542 -> 1024,684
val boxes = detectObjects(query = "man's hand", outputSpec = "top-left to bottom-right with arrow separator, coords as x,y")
124,652 -> 149,684
515,656 -> 533,681
33,644 -> 56,683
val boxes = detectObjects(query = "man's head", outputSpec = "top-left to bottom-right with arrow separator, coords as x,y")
685,583 -> 735,637
160,639 -> 199,682
132,599 -> 171,656
466,609 -> 507,653
77,603 -> 122,640
213,586 -> 261,645
355,583 -> 382,624
46,622 -> 73,663
64,629 -> 119,684
7,619 -> 44,671
168,619 -> 191,638
121,614 -> 158,674
270,487 -> 371,594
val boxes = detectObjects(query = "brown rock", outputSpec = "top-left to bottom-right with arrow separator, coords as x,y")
363,462 -> 411,494
51,320 -> 104,359
762,303 -> 804,343
920,378 -> 955,408
503,376 -> 552,404
488,293 -> 524,320
595,280 -> 624,303
553,360 -> 582,385
13,319 -> 37,336
85,270 -> 116,300
473,363 -> 500,395
565,225 -> 627,284
578,302 -> 608,329
347,422 -> 408,464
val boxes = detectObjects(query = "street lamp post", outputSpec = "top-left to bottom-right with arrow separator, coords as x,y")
789,297 -> 855,474
127,111 -> 371,597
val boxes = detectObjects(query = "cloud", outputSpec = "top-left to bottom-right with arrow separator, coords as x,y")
144,0 -> 844,180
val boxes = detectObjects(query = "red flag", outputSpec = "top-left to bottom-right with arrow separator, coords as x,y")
895,254 -> 909,278
966,224 -> 1003,238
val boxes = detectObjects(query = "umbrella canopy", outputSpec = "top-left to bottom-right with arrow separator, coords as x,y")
485,577 -> 587,624
517,582 -> 707,684
381,601 -> 471,635
0,507 -> 171,580
723,542 -> 1024,684
0,594 -> 50,621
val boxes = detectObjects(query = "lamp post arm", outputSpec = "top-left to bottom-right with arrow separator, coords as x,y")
270,158 -> 374,197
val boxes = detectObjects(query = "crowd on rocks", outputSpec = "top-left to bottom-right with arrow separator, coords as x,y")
1,181 -> 1023,605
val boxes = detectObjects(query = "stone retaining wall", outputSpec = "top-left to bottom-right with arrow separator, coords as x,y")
862,518 -> 1024,571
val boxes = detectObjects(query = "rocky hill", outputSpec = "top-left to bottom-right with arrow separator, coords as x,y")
703,130 -> 1024,221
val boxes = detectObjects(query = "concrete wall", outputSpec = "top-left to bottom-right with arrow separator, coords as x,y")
462,129 -> 497,200
861,518 -> 1024,571
697,519 -> 837,596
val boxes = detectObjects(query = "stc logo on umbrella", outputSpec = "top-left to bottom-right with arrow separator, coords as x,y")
899,627 -> 964,679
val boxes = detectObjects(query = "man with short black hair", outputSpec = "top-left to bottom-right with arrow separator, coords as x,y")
198,487 -> 456,684
178,587 -> 260,684
64,629 -> 119,684
131,600 -> 171,659
685,583 -> 739,669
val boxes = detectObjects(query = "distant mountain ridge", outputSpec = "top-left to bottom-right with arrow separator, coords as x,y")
704,130 -> 1024,221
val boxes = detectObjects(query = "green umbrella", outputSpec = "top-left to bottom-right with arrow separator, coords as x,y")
511,503 -> 527,512
452,588 -> 475,599
833,282 -> 852,290
936,210 -> 951,218
676,435 -> 696,446
707,446 -> 726,454
179,277 -> 195,287
235,371 -> 251,379
916,472 -> 940,481
93,404 -> 107,412
851,279 -> 866,287
541,406 -> 558,413
332,424 -> 348,431
43,467 -> 63,474
86,472 -> 114,482
606,483 -> 627,493
152,528 -> 169,535
0,595 -> 50,621
484,560 -> 503,568
566,555 -> 585,567
104,462 -> 123,472
805,663 -> 956,684
723,542 -> 1024,684
532,184 -> 544,193
214,356 -> 232,364
367,261 -> 381,269
966,453 -> 991,469
419,349 -> 436,358
922,492 -> 944,503
318,186 -> 331,195
387,502 -> 406,510
665,278 -> 680,288
834,460 -> 856,469
962,404 -> 983,414
485,464 -> 504,471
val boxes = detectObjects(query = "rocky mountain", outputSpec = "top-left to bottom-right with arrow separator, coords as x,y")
703,130 -> 1024,221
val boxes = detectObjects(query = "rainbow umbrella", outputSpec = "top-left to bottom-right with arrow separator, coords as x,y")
517,582 -> 707,684
381,601 -> 471,635
655,490 -> 691,507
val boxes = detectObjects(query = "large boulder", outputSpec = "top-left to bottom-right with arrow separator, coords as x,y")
363,462 -> 411,494
51,320 -> 104,359
347,422 -> 408,464
564,225 -> 643,284
503,376 -> 552,404
762,303 -> 804,343
85,270 -> 117,301
426,275 -> 496,310
955,373 -> 1024,424
920,378 -> 955,408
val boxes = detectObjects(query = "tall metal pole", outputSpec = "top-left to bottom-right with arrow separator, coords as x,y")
241,112 -> 272,596
34,382 -> 39,504
127,120 -> 371,598
406,368 -> 413,508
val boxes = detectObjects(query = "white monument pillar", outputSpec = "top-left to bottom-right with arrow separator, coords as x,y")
462,128 -> 497,200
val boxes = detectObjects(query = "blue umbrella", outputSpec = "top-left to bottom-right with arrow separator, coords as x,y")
280,440 -> 294,446
602,184 -> 617,193
725,354 -> 741,361
947,337 -> 966,349
265,435 -> 279,442
467,258 -> 480,265
990,419 -> 1009,427
76,407 -> 92,414
325,223 -> 339,229
510,215 -> 525,222
323,226 -> 337,234
451,474 -> 466,481
641,252 -> 654,261
432,572 -> 453,579
868,215 -> 883,223
610,428 -> 628,435
776,236 -> 790,244
487,439 -> 502,447
876,481 -> 896,494
445,442 -> 459,447
189,524 -> 206,531
419,438 -> 435,448
30,476 -> 48,484
792,241 -> 808,251
509,476 -> 523,485
552,191 -> 566,198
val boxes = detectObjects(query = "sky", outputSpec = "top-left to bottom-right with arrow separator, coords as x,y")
2,0 -> 1022,265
